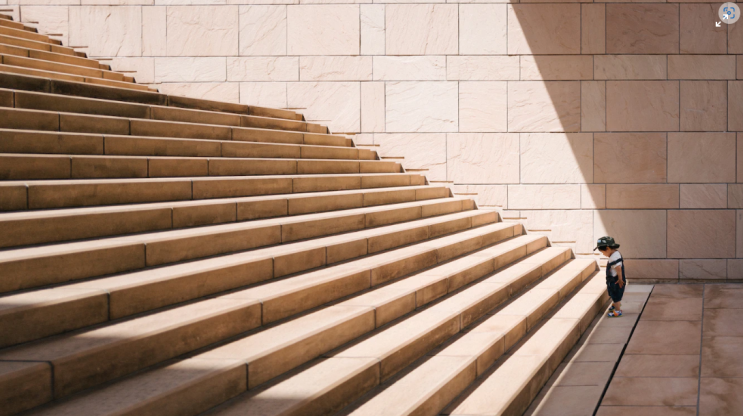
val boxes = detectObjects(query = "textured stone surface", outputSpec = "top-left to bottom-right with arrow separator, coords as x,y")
668,133 -> 736,183
20,6 -> 69,45
624,259 -> 679,281
386,4 -> 457,55
582,3 -> 605,55
142,6 -> 165,57
360,4 -> 384,56
508,4 -> 580,55
69,6 -> 141,57
166,6 -> 238,57
459,82 -> 507,133
300,57 -> 372,81
729,82 -> 743,131
680,81 -> 727,132
680,3 -> 726,54
606,4 -> 679,54
680,184 -> 727,209
581,80 -> 606,132
227,57 -> 299,82
451,185 -> 507,208
679,260 -> 727,280
520,56 -> 592,81
522,210 -> 593,253
606,81 -> 679,132
375,134 -> 446,181
240,82 -> 286,109
594,133 -> 667,183
287,5 -> 359,55
606,184 -> 679,209
386,82 -> 458,133
520,133 -> 593,183
667,210 -> 736,258
361,82 -> 385,133
239,5 -> 286,56
700,378 -> 743,416
108,58 -> 155,84
582,184 -> 606,209
447,133 -> 520,184
594,210 -> 667,258
159,83 -> 239,104
446,56 -> 519,81
459,4 -> 506,55
155,58 -> 227,82
508,81 -> 580,132
373,57 -> 446,81
669,55 -> 736,80
594,55 -> 666,80
508,185 -> 581,210
287,82 -> 360,133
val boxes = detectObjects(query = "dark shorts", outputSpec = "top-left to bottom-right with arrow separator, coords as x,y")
606,278 -> 625,303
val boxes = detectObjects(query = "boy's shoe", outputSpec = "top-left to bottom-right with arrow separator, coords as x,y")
607,310 -> 623,318
608,306 -> 615,312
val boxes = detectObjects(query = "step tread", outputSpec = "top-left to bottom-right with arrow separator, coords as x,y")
1,54 -> 129,81
0,34 -> 75,55
0,42 -> 101,68
0,65 -> 151,91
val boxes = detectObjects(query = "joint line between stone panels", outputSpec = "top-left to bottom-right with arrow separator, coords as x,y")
696,285 -> 706,416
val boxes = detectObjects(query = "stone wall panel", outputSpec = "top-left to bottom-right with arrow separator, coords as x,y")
446,133 -> 519,184
606,81 -> 679,132
386,81 -> 458,133
520,133 -> 593,183
459,4 -> 506,55
668,133 -> 736,183
606,4 -> 679,54
287,5 -> 359,55
508,81 -> 580,132
69,6 -> 141,57
288,82 -> 361,133
238,5 -> 286,56
667,210 -> 736,259
594,133 -> 667,183
166,6 -> 238,57
680,81 -> 727,132
508,4 -> 580,55
240,82 -> 286,109
594,210 -> 667,259
459,81 -> 507,133
386,4 -> 457,55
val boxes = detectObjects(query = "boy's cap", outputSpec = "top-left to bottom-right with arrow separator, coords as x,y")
594,236 -> 620,251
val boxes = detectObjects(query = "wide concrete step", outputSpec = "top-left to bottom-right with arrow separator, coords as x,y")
0,18 -> 29,31
339,260 -> 599,416
0,54 -> 131,82
0,34 -> 75,55
1,172 -> 424,211
0,66 -> 152,92
0,221 -> 517,413
9,229 -> 539,416
0,26 -> 59,44
0,130 -> 376,160
443,273 -> 608,416
0,196 -> 475,293
208,248 -> 581,416
0,72 -> 304,121
0,209 -> 497,348
0,107 -> 348,147
0,185 -> 442,248
0,153 -> 401,180
0,43 -> 101,69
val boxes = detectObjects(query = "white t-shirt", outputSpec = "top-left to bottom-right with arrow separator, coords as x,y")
608,251 -> 623,277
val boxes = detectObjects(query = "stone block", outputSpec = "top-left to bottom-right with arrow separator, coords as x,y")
287,5 -> 359,55
729,259 -> 743,280
737,211 -> 743,258
581,80 -> 606,132
593,133 -> 666,183
142,6 -> 165,57
606,4 -> 679,54
508,81 -> 580,132
733,17 -> 743,54
667,210 -> 735,258
154,58 -> 227,82
582,184 -> 606,209
459,4 -> 507,55
680,260 -> 727,281
386,81 -> 458,133
20,6 -> 69,45
668,133 -> 736,183
680,184 -> 727,209
508,185 -> 581,210
361,4 -> 384,55
606,81 -> 679,132
739,56 -> 743,79
300,57 -> 372,81
108,58 -> 155,84
459,81 -> 507,133
361,82 -> 384,133
446,56 -> 519,81
594,55 -> 666,80
520,56 -> 593,81
624,259 -> 679,281
452,185 -> 507,208
681,3 -> 727,54
594,210 -> 667,258
447,133 -> 520,184
239,5 -> 286,56
240,82 -> 286,109
159,83 -> 238,103
69,6 -> 141,57
668,55 -> 736,80
166,6 -> 238,57
227,57 -> 299,82
375,133 -> 446,181
729,185 -> 743,209
520,133 -> 593,183
522,210 -> 593,253
288,82 -> 360,133
680,81 -> 727,132
739,134 -> 743,182
700,378 -> 743,415
606,184 -> 679,209
373,57 -> 446,81
582,3 -> 605,54
386,4 -> 457,55
730,82 -> 743,131
508,4 -> 580,55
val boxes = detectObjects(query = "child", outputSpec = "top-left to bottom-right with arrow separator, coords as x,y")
594,236 -> 625,317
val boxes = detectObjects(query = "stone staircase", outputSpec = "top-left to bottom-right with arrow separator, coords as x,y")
0,13 -> 609,416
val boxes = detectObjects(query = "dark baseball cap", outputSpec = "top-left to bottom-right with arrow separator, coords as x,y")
594,236 -> 620,251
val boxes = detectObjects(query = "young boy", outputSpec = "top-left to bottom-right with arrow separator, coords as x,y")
594,236 -> 625,317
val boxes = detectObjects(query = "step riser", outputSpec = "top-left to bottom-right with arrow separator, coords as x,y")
0,64 -> 152,91
0,44 -> 101,69
2,54 -> 125,81
0,35 -> 75,55
0,26 -> 56,44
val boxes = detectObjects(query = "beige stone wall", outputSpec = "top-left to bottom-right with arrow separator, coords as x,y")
6,0 -> 743,281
